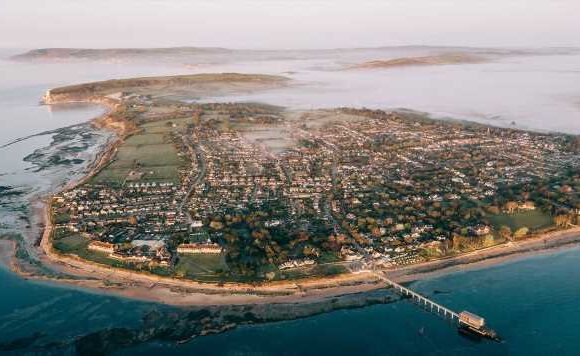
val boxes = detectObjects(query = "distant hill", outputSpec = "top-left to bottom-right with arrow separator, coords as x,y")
11,47 -> 234,61
347,53 -> 487,70
12,46 -> 580,67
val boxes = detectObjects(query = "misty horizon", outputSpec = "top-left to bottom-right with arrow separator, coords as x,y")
1,0 -> 580,49
6,44 -> 580,52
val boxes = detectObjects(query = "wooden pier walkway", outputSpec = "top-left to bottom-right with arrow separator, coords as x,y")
374,270 -> 459,321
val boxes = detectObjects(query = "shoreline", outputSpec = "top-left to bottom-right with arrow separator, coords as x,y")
22,192 -> 580,306
389,227 -> 580,284
3,89 -> 579,307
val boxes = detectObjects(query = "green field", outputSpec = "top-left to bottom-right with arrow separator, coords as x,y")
276,263 -> 348,281
53,233 -> 120,265
53,233 -> 90,253
490,210 -> 554,231
141,117 -> 195,131
91,119 -> 185,185
123,133 -> 166,145
90,167 -> 132,184
174,254 -> 229,281
112,144 -> 181,167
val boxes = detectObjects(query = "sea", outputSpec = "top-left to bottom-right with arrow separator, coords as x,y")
0,47 -> 579,355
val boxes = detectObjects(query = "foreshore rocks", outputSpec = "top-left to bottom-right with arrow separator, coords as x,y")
72,291 -> 395,355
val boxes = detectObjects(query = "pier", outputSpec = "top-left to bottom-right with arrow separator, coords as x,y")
375,271 -> 459,321
372,269 -> 499,340
375,271 -> 459,322
348,236 -> 496,338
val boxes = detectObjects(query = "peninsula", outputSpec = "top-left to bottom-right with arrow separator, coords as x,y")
9,73 -> 580,306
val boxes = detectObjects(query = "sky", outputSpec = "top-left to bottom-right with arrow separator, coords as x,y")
0,0 -> 579,49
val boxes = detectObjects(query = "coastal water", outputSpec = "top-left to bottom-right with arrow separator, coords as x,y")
0,51 -> 186,235
2,247 -> 580,355
0,262 -> 175,354
158,248 -> 580,356
1,47 -> 580,354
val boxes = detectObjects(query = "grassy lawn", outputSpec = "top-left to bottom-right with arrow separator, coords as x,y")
91,167 -> 131,185
277,263 -> 348,280
124,133 -> 166,146
138,165 -> 180,181
174,254 -> 229,280
91,165 -> 179,184
490,210 -> 554,231
53,234 -> 122,265
142,117 -> 194,132
112,144 -> 180,167
53,234 -> 89,253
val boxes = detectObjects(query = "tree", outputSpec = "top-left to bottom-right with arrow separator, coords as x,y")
499,225 -> 512,241
210,220 -> 224,230
483,234 -> 495,247
505,201 -> 518,214
554,214 -> 572,227
303,245 -> 319,257
513,227 -> 529,240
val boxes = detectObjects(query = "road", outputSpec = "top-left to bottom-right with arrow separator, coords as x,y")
177,131 -> 207,226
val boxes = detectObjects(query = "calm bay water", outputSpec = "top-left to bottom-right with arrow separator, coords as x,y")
126,247 -> 580,356
2,247 -> 580,355
1,48 -> 580,354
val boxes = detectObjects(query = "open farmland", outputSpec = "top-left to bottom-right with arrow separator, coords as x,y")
92,119 -> 184,185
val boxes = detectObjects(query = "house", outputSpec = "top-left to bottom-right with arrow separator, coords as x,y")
177,243 -> 222,254
278,258 -> 316,270
470,225 -> 491,236
519,201 -> 536,211
88,241 -> 115,254
191,220 -> 203,228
